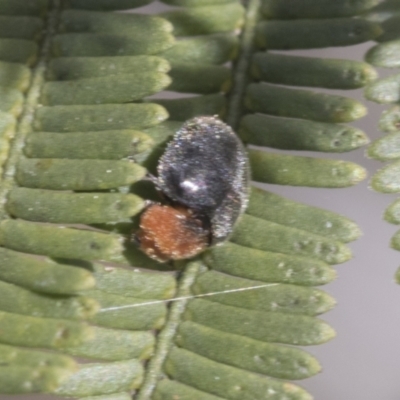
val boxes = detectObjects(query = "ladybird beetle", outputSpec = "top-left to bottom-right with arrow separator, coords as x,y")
135,116 -> 250,262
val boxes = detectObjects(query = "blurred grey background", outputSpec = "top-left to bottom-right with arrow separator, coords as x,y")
2,2 -> 400,399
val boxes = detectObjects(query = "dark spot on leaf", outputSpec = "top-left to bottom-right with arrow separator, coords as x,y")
90,242 -> 102,250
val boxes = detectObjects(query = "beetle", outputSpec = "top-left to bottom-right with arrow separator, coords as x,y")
135,115 -> 250,262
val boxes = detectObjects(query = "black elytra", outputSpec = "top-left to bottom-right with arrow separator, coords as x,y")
155,115 -> 250,245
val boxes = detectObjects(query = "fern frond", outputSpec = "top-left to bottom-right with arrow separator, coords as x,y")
0,0 -> 380,399
364,0 -> 400,284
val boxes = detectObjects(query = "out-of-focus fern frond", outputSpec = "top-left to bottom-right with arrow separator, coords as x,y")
363,0 -> 400,284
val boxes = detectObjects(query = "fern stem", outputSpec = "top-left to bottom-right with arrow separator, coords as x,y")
0,0 -> 61,220
137,3 -> 260,397
226,0 -> 260,130
135,260 -> 202,400
137,3 -> 260,396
